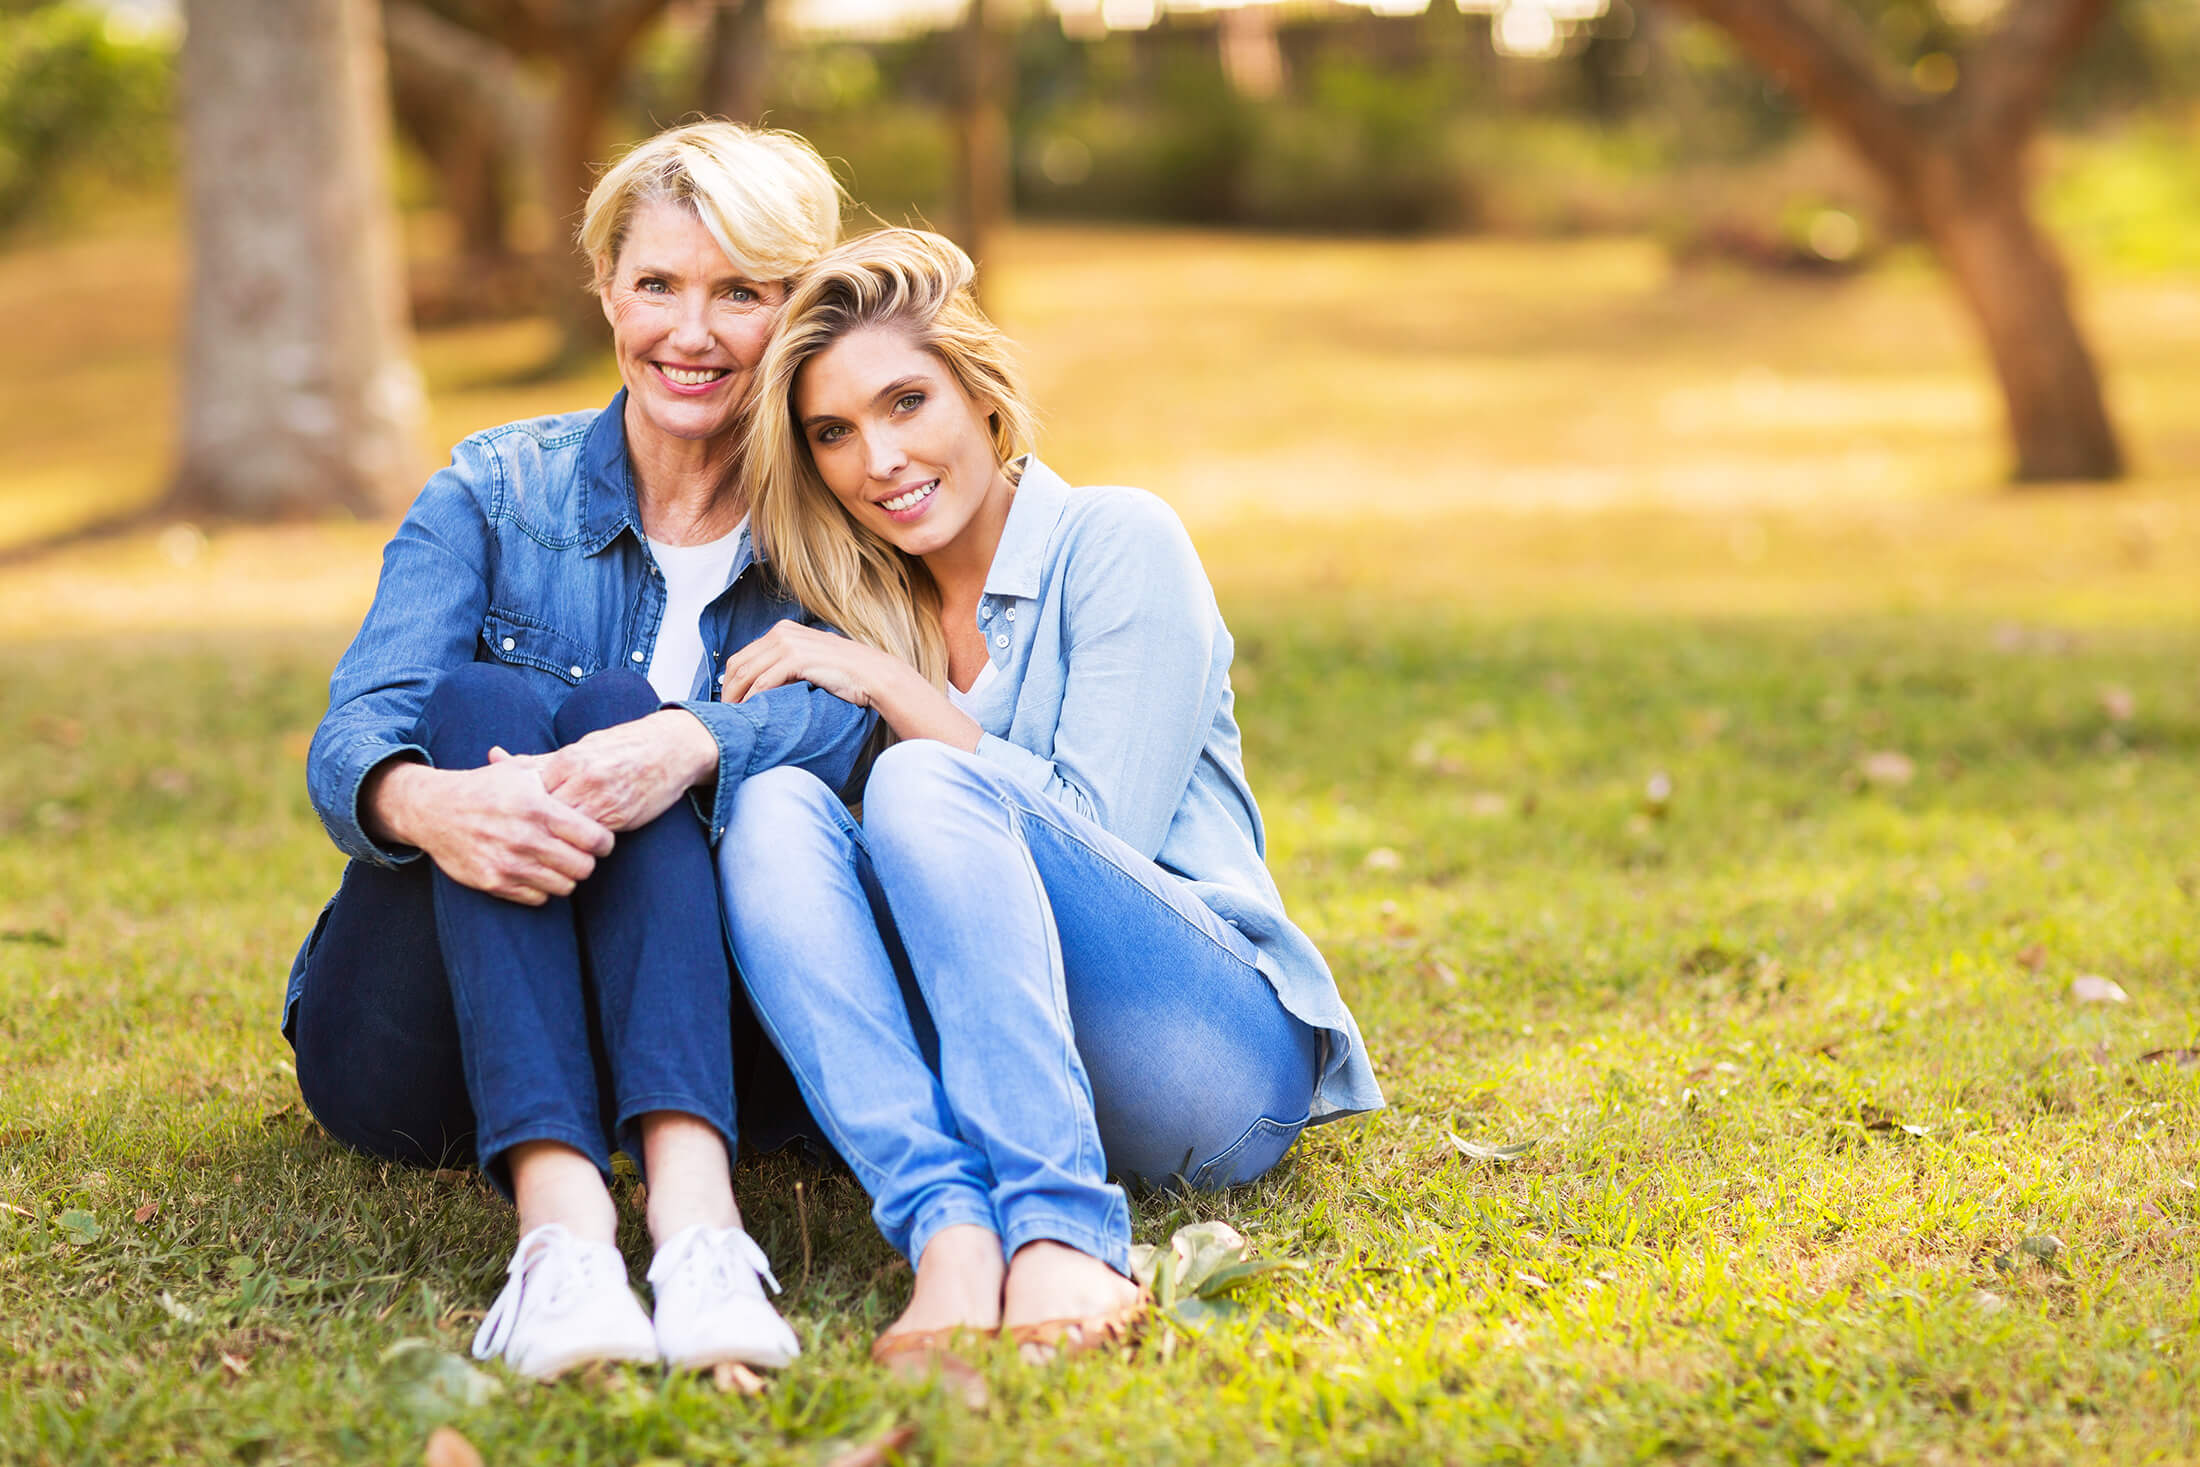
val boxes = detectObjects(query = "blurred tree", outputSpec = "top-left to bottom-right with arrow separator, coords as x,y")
953,0 -> 1010,287
696,0 -> 771,123
173,0 -> 422,517
0,3 -> 169,236
385,0 -> 536,288
1660,0 -> 2122,483
410,0 -> 675,362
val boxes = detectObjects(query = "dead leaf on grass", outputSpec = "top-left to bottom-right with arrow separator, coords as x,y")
1446,1132 -> 1536,1164
219,1353 -> 250,1379
1858,751 -> 1916,787
133,1200 -> 159,1225
2138,1049 -> 2200,1067
2070,974 -> 2129,1004
825,1423 -> 917,1467
712,1360 -> 768,1396
2015,944 -> 2046,972
422,1427 -> 483,1467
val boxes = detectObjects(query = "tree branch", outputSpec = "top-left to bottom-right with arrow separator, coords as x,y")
1657,0 -> 1924,185
1962,0 -> 2116,141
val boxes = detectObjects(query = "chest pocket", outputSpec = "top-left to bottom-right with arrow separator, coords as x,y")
483,608 -> 597,685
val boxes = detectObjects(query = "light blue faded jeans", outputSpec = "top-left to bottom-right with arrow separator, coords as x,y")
716,740 -> 1321,1275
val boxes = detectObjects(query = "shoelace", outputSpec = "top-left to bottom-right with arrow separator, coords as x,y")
472,1224 -> 621,1361
651,1224 -> 783,1302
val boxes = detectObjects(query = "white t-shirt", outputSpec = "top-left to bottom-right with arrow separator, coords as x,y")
644,521 -> 747,702
945,655 -> 999,715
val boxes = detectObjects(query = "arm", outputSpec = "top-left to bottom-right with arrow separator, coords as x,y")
718,625 -> 979,753
964,494 -> 1220,860
306,438 -> 500,865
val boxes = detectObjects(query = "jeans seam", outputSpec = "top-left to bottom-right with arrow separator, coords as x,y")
996,795 -> 1099,1191
1189,1113 -> 1310,1190
999,1210 -> 1129,1272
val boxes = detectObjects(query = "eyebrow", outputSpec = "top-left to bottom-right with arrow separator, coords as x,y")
626,262 -> 773,291
800,374 -> 933,429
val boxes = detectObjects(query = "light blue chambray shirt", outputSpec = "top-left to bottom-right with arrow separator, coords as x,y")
950,458 -> 1383,1123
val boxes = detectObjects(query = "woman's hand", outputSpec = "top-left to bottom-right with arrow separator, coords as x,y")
719,620 -> 902,708
493,709 -> 720,834
366,759 -> 615,905
720,619 -> 985,752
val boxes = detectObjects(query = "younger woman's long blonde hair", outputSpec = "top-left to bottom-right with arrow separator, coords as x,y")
745,229 -> 1037,688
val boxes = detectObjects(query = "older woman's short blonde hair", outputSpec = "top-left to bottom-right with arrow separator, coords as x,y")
579,121 -> 845,288
746,228 -> 1037,689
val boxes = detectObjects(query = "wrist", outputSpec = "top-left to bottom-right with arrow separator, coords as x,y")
362,755 -> 437,848
656,708 -> 721,788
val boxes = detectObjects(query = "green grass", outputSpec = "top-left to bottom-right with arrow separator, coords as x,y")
2,223 -> 2199,1462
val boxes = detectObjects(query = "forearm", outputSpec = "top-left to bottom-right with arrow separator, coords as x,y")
359,755 -> 438,852
868,660 -> 982,751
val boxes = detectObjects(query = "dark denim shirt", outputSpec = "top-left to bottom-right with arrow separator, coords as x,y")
290,391 -> 875,1028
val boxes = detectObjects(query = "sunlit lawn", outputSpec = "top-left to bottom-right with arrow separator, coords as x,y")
1,221 -> 2197,1463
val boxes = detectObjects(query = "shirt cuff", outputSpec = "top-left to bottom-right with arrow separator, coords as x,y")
334,744 -> 431,868
674,699 -> 762,843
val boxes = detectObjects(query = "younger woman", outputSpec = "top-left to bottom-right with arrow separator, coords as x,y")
714,230 -> 1381,1361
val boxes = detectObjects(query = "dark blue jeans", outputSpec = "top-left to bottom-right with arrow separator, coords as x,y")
290,664 -> 817,1195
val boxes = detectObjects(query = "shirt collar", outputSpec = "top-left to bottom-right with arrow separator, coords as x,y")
579,389 -> 639,555
982,455 -> 1069,601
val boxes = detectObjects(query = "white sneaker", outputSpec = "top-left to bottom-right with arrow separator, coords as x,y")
647,1222 -> 802,1371
470,1224 -> 660,1380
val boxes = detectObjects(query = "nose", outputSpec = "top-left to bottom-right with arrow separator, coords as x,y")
669,291 -> 713,355
865,428 -> 908,483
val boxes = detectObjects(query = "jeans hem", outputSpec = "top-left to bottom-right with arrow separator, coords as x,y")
999,1210 -> 1132,1277
475,1120 -> 614,1201
612,1091 -> 739,1179
906,1196 -> 1002,1269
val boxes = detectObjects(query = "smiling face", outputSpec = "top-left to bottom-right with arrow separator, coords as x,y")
599,198 -> 785,455
794,324 -> 1014,567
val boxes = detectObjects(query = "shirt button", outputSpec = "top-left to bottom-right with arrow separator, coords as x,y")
994,634 -> 1009,649
630,650 -> 645,663
1004,606 -> 1017,622
569,665 -> 585,679
501,637 -> 516,652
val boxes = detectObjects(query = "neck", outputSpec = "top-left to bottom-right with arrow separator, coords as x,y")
922,467 -> 1016,613
625,401 -> 747,545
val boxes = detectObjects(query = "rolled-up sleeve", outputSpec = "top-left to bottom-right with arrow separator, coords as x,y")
305,440 -> 497,865
675,681 -> 877,841
971,495 -> 1219,860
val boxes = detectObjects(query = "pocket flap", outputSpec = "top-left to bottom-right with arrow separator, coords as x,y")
482,610 -> 595,684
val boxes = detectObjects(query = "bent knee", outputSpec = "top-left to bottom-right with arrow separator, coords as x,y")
861,739 -> 987,835
554,668 -> 660,742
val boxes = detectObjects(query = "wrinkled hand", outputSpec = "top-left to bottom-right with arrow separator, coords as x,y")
397,760 -> 615,906
719,619 -> 898,707
490,709 -> 717,833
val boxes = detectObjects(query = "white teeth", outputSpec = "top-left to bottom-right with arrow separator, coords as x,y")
882,481 -> 936,512
660,366 -> 726,386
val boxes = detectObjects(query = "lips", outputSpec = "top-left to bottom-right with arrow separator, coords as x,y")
879,480 -> 937,513
656,363 -> 729,387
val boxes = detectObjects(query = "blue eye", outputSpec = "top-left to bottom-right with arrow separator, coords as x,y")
637,277 -> 669,294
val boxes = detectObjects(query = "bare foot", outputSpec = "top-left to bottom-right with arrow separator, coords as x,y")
884,1224 -> 1005,1340
1001,1240 -> 1140,1359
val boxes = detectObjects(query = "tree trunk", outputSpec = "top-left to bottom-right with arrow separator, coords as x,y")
547,46 -> 625,362
951,0 -> 1010,290
174,0 -> 421,517
697,0 -> 771,123
1908,145 -> 2121,482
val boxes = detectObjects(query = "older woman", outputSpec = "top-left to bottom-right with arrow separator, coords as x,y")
713,231 -> 1382,1366
285,122 -> 871,1379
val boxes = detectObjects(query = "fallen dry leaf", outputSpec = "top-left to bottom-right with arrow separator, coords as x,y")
825,1423 -> 918,1467
219,1353 -> 250,1379
2138,1049 -> 2200,1067
712,1360 -> 767,1396
1859,751 -> 1916,787
423,1426 -> 484,1467
2015,944 -> 2046,972
2070,974 -> 2129,1004
133,1200 -> 159,1225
